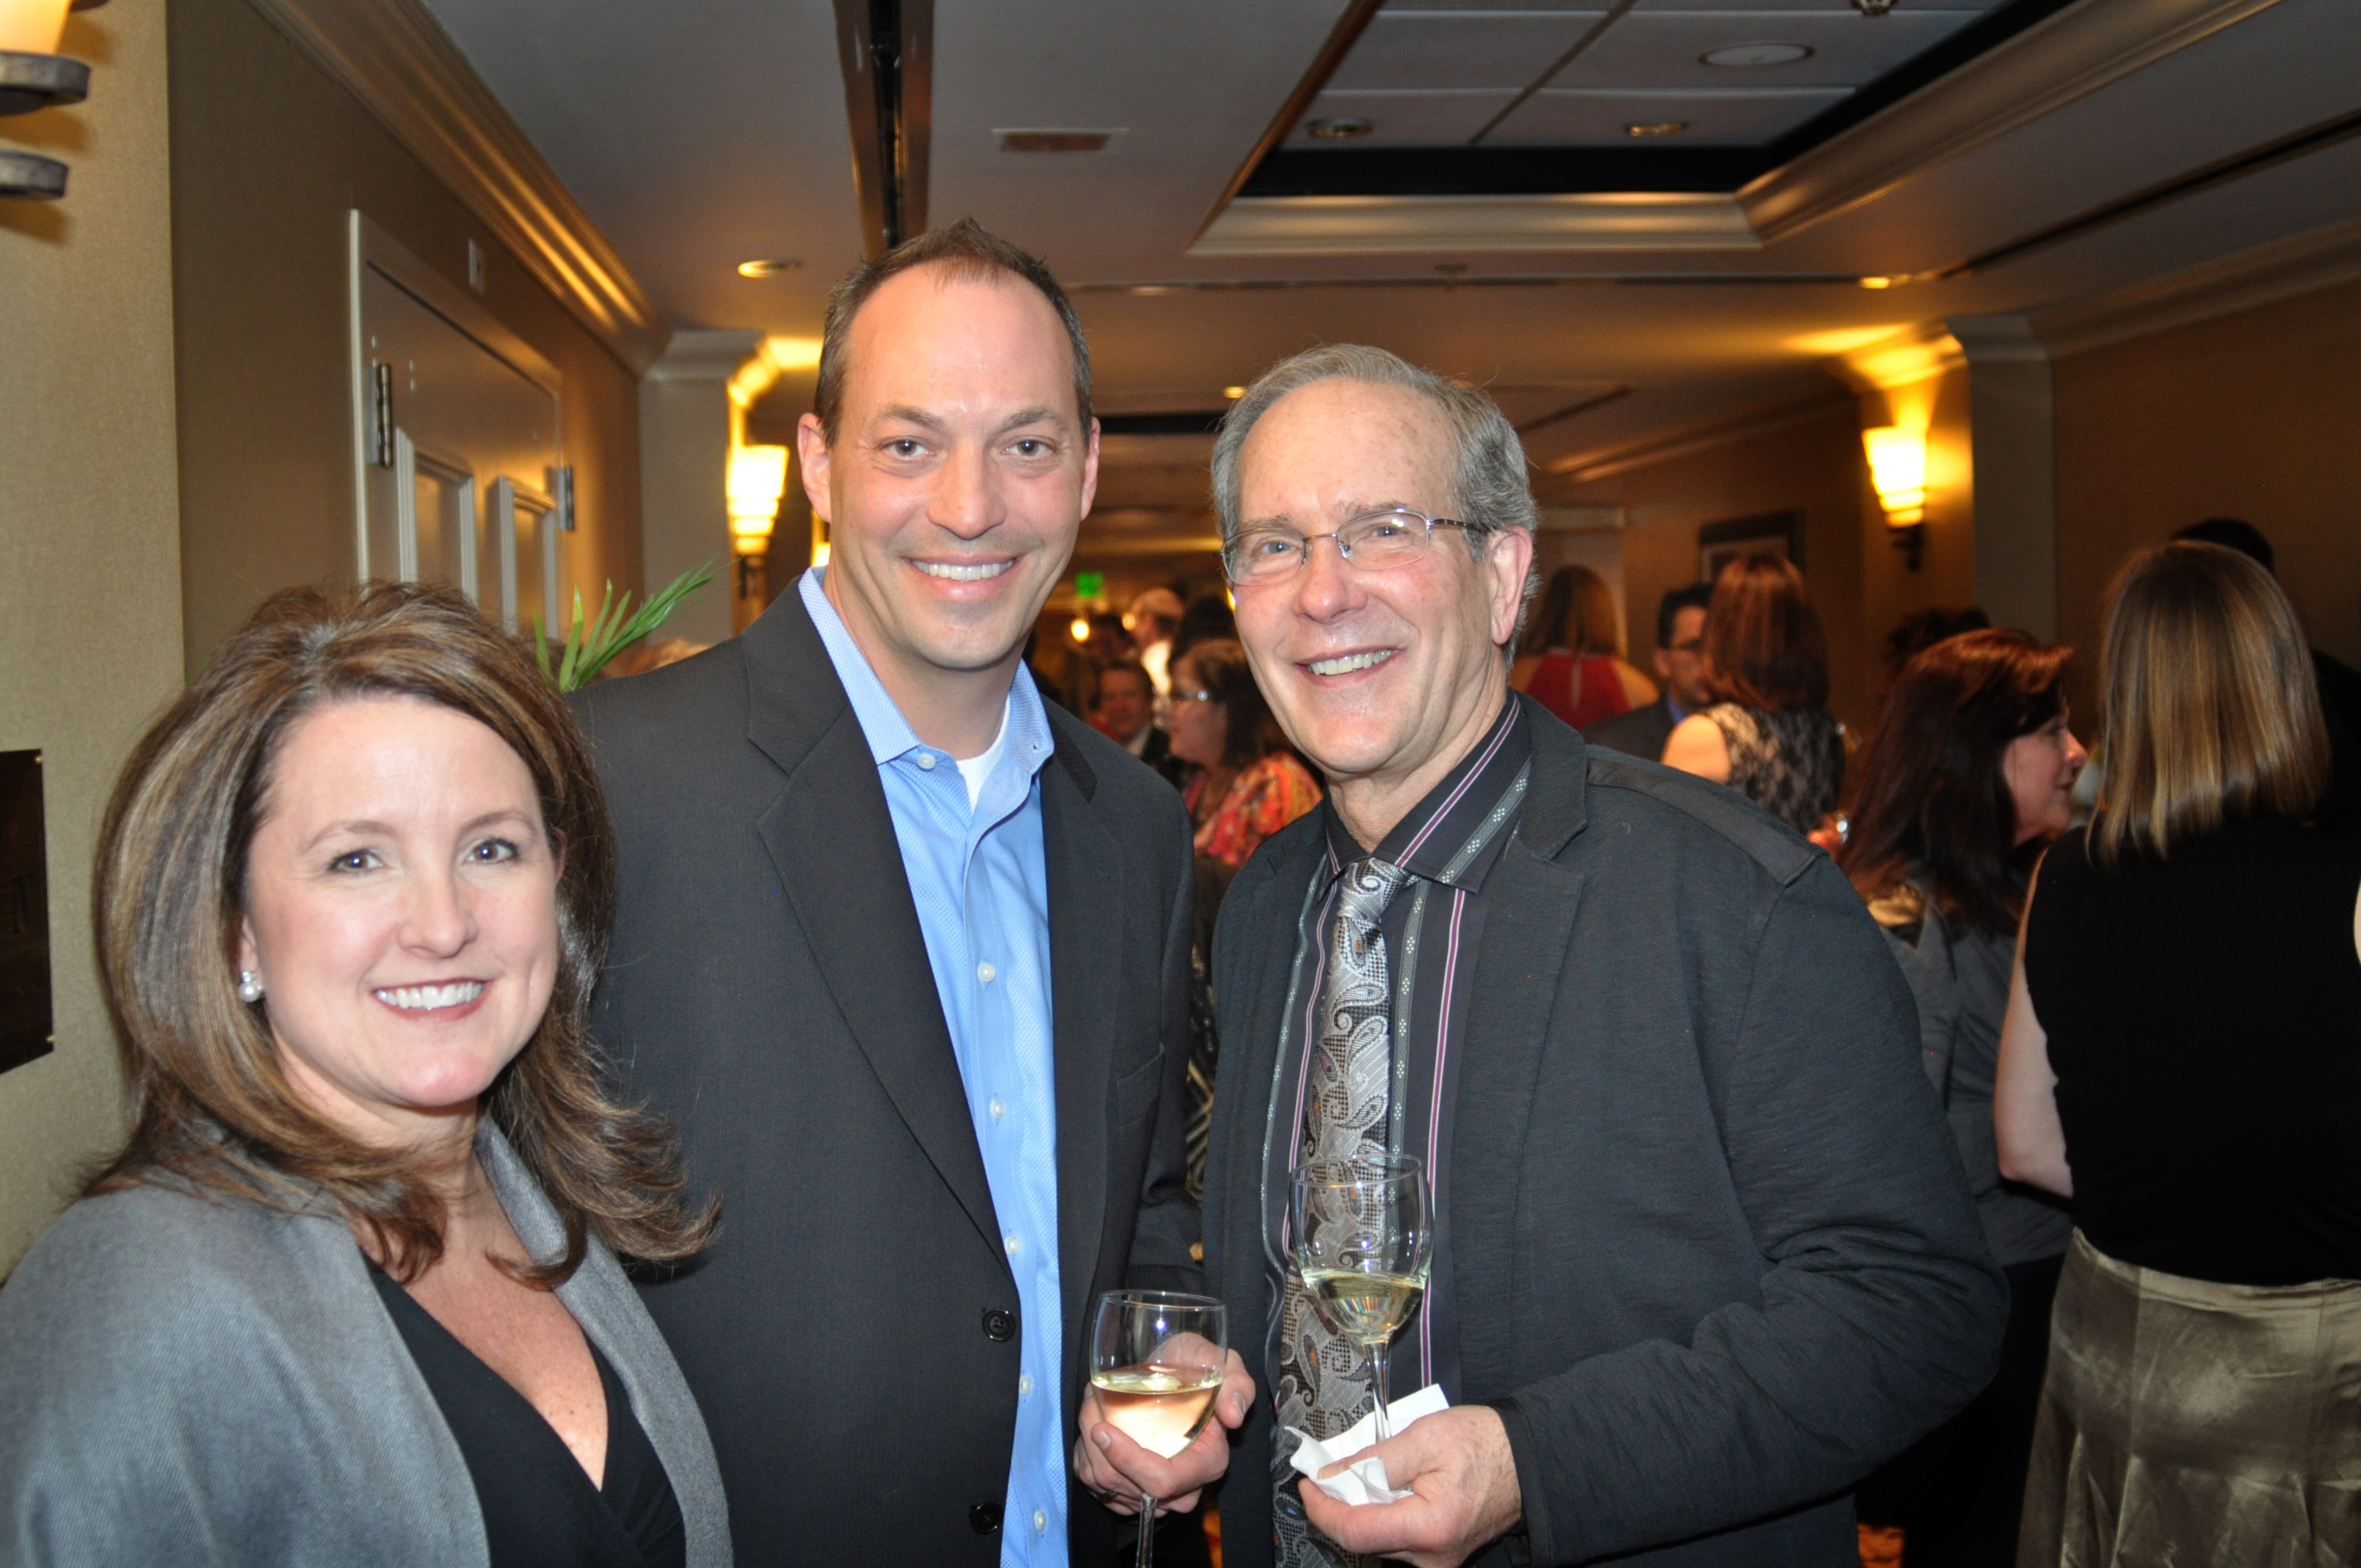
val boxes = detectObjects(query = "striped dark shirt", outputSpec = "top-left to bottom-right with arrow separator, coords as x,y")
1258,696 -> 1531,1404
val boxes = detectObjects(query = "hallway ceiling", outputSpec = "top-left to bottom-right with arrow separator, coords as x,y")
419,0 -> 2360,567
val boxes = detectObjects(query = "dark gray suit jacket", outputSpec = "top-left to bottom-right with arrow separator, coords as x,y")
574,590 -> 1200,1566
1581,696 -> 1677,763
1203,697 -> 2004,1567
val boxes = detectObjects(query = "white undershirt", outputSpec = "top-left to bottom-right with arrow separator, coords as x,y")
954,698 -> 1012,811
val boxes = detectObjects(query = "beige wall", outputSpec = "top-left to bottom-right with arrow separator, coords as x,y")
0,0 -> 185,1269
168,0 -> 644,672
1553,398 -> 1885,742
2053,274 -> 2361,718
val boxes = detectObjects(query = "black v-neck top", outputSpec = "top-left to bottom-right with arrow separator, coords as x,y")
368,1263 -> 687,1568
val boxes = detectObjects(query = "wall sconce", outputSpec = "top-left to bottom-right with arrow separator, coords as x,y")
1,0 -> 105,200
1863,424 -> 1928,570
726,443 -> 788,600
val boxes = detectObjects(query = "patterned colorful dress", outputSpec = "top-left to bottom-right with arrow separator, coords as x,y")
1185,751 -> 1323,869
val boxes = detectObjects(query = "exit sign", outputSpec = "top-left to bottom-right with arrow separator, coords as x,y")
1074,573 -> 1105,599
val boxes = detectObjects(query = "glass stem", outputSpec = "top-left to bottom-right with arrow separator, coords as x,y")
1136,1492 -> 1156,1568
1368,1338 -> 1393,1446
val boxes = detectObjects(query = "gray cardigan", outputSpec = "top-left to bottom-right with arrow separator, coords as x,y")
0,1125 -> 729,1567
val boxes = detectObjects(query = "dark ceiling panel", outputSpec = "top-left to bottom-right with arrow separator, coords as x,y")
1490,86 -> 1849,145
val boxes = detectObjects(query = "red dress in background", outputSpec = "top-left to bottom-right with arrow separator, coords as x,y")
1526,650 -> 1633,732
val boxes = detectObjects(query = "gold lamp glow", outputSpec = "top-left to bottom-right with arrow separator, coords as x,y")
0,0 -> 73,53
727,445 -> 789,551
1863,426 -> 1927,526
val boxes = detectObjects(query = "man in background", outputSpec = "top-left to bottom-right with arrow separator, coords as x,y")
1092,658 -> 1187,786
1131,587 -> 1184,697
1585,581 -> 1711,761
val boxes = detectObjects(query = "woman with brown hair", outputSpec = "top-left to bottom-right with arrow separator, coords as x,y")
1996,542 -> 2361,1564
1510,564 -> 1657,731
1167,636 -> 1321,872
1663,553 -> 1845,838
1838,628 -> 2084,1566
0,584 -> 727,1568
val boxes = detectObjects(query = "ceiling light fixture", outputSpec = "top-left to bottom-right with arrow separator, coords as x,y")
1852,0 -> 1897,13
736,258 -> 801,277
1701,42 -> 1812,67
1625,120 -> 1689,138
1305,117 -> 1374,141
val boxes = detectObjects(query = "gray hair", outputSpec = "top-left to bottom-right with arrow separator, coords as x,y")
1211,345 -> 1539,643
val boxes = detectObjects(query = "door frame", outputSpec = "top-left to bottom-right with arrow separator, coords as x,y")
346,211 -> 565,584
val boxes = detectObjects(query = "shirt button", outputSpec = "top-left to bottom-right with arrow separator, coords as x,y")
915,753 -> 937,770
1005,1234 -> 1021,1257
1018,1373 -> 1034,1395
976,961 -> 996,983
1034,1510 -> 1048,1533
990,1097 -> 1004,1120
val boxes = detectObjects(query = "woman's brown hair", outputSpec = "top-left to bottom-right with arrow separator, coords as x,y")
1702,553 -> 1829,712
2091,541 -> 2328,867
1516,565 -> 1620,659
87,582 -> 715,1285
1841,629 -> 2073,935
1181,638 -> 1286,768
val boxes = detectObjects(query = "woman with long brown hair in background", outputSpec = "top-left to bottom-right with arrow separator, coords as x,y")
0,583 -> 726,1568
1663,553 -> 1845,841
1997,542 -> 2361,1564
1839,628 -> 2085,1567
1510,563 -> 1657,731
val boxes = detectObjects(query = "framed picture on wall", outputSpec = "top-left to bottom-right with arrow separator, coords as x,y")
1699,510 -> 1803,584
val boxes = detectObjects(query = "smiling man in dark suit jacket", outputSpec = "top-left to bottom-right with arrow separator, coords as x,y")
576,220 -> 1250,1567
1198,346 -> 2005,1568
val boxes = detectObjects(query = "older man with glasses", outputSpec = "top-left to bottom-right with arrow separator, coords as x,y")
1196,345 -> 2004,1568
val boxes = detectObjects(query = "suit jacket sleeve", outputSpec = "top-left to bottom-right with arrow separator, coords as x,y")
1491,857 -> 2006,1566
1122,799 -> 1203,1292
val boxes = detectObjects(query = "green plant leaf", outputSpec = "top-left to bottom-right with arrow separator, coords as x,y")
533,560 -> 720,692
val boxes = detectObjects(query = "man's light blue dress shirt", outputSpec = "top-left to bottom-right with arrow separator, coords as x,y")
799,568 -> 1067,1564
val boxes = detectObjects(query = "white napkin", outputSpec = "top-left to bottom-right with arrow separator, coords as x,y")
1286,1384 -> 1451,1506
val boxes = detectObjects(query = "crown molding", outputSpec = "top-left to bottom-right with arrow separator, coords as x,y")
1740,0 -> 2287,245
1824,322 -> 1965,395
2031,213 -> 2361,358
246,0 -> 670,375
1549,380 -> 1850,483
1189,192 -> 1760,258
644,330 -> 764,385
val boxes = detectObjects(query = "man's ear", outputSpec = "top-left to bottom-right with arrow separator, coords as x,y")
1487,528 -> 1537,650
796,412 -> 833,521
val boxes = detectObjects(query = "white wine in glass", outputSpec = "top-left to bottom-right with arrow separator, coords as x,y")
1090,1290 -> 1227,1568
1291,1151 -> 1435,1445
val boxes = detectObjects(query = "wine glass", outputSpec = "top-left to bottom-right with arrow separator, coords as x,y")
1290,1151 -> 1434,1445
1090,1289 -> 1228,1568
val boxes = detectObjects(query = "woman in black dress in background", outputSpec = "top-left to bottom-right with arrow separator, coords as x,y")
1997,542 -> 2361,1564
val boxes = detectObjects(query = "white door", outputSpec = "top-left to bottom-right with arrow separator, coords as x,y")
354,222 -> 565,635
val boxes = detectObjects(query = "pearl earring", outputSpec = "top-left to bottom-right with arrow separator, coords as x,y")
237,971 -> 264,1004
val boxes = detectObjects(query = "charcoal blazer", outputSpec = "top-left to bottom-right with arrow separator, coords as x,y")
1203,697 -> 2004,1567
573,589 -> 1200,1567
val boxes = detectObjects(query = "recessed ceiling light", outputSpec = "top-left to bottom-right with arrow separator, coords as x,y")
1702,41 -> 1812,67
1306,117 -> 1374,141
736,258 -> 801,277
1625,120 -> 1689,138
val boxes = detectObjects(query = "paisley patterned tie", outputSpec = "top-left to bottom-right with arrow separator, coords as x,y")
1272,857 -> 1412,1568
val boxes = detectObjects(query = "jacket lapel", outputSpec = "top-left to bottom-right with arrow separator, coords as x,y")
1448,697 -> 1588,1386
743,593 -> 1004,1260
1042,738 -> 1123,1334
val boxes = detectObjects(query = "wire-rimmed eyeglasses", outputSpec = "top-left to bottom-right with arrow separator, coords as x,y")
1221,507 -> 1481,587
